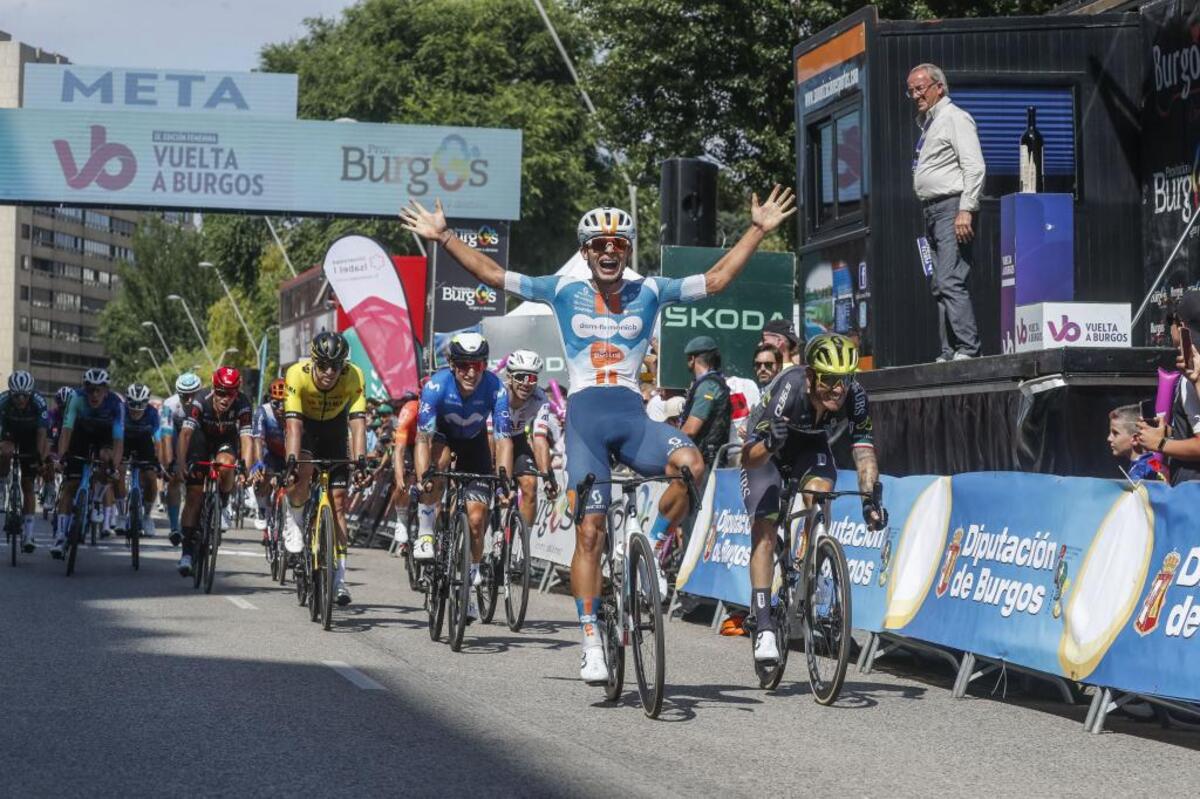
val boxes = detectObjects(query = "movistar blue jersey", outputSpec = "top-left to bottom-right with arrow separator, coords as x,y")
63,391 -> 124,439
252,403 -> 286,458
123,404 -> 160,443
503,271 -> 707,395
418,368 -> 510,441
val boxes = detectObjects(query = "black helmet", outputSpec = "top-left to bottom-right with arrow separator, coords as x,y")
448,332 -> 489,362
310,331 -> 349,364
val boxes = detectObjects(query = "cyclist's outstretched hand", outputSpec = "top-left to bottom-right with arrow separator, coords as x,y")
399,198 -> 448,242
750,185 -> 797,234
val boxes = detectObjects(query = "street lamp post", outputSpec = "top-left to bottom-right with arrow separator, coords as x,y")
217,347 -> 240,366
140,320 -> 180,371
166,294 -> 216,369
199,261 -> 257,352
138,347 -> 170,395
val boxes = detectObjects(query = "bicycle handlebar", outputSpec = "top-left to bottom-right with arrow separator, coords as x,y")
571,470 -> 699,528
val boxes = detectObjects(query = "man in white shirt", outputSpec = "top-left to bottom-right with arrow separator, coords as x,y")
909,62 -> 984,362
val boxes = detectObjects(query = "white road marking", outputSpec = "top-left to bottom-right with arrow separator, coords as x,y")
225,596 -> 257,610
323,661 -> 386,691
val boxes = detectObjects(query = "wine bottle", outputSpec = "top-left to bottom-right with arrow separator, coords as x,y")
1019,106 -> 1044,193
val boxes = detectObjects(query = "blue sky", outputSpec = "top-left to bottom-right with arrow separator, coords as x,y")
1,0 -> 358,71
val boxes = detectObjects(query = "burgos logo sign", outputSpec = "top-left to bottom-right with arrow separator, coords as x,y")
341,133 -> 490,195
441,283 -> 498,308
53,125 -> 137,190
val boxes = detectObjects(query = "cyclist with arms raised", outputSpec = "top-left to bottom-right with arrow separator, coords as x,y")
412,333 -> 511,622
740,333 -> 885,662
282,332 -> 370,607
402,186 -> 795,683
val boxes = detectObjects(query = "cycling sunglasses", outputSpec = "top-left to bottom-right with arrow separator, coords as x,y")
269,399 -> 283,410
127,401 -> 147,411
214,388 -> 238,399
85,384 -> 107,395
452,360 -> 486,374
312,359 -> 344,372
813,373 -> 852,391
586,237 -> 631,255
510,372 -> 538,385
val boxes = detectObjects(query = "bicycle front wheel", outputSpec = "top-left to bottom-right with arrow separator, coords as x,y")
203,493 -> 221,594
628,533 -> 666,719
503,511 -> 531,632
446,511 -> 471,652
478,526 -> 499,625
129,493 -> 141,571
755,537 -> 792,691
65,513 -> 82,577
319,505 -> 336,631
403,505 -> 420,593
804,535 -> 852,706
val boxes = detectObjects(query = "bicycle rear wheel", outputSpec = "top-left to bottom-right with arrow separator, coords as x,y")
6,471 -> 17,566
203,493 -> 221,594
804,535 -> 853,705
602,583 -> 626,702
628,533 -> 666,719
65,513 -> 81,577
319,505 -> 336,631
503,511 -> 531,632
478,524 -> 499,625
446,511 -> 471,652
275,492 -> 290,586
193,495 -> 211,590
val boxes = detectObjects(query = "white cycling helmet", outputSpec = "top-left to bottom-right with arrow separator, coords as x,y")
175,372 -> 202,394
55,386 -> 73,405
7,370 -> 34,394
506,350 -> 543,375
448,332 -> 489,362
577,207 -> 636,245
126,383 -> 151,403
82,368 -> 109,386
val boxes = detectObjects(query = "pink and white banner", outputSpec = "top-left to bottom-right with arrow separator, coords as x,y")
322,234 -> 419,397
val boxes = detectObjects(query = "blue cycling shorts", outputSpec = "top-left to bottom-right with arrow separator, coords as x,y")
566,387 -> 695,515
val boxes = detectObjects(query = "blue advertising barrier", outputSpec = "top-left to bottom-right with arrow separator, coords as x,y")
678,468 -> 1200,705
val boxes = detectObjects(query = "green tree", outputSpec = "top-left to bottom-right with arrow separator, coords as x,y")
99,217 -> 221,389
258,0 -> 621,274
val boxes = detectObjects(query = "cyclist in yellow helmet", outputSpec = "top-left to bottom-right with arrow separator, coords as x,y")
739,333 -> 885,662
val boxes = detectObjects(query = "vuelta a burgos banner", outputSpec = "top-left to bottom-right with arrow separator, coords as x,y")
323,235 -> 419,398
677,469 -> 1200,703
0,109 -> 521,219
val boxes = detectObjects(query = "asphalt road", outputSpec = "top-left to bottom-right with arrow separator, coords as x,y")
1,512 -> 1196,798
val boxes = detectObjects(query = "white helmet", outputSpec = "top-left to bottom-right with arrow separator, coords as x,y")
7,370 -> 34,394
175,372 -> 202,394
577,207 -> 636,245
506,350 -> 543,375
82,368 -> 109,386
126,383 -> 151,403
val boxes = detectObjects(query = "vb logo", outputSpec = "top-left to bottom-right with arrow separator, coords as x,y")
1047,315 -> 1082,343
53,125 -> 137,190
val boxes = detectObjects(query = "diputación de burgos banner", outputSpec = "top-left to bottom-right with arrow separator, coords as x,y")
676,468 -> 1200,704
0,108 -> 521,219
322,235 -> 419,398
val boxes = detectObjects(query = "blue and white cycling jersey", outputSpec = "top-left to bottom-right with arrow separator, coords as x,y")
252,403 -> 286,459
63,391 -> 124,439
418,368 -> 510,441
503,271 -> 707,395
123,403 -> 160,443
494,385 -> 548,440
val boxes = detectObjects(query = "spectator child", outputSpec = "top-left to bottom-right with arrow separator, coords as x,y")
1108,405 -> 1164,482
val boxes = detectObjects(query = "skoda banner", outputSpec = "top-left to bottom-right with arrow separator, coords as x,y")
322,234 -> 420,398
659,246 -> 795,389
431,219 -> 509,334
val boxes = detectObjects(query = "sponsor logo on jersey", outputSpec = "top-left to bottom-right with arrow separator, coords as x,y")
570,313 -> 644,340
589,342 -> 624,368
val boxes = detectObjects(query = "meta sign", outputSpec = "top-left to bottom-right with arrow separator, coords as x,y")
23,65 -> 299,117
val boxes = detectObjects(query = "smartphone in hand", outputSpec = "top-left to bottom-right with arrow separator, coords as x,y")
1182,327 -> 1194,372
1140,399 -> 1158,424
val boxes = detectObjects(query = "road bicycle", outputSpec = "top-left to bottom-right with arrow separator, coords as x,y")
478,468 -> 534,631
293,458 -> 357,631
420,469 -> 508,652
122,460 -> 158,571
262,472 -> 288,584
189,460 -> 240,594
3,460 -> 22,566
61,456 -> 107,577
573,468 -> 699,719
745,478 -> 884,705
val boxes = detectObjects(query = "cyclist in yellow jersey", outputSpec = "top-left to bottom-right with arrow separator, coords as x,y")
282,331 -> 370,606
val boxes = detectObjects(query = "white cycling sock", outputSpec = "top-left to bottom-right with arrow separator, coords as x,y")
104,505 -> 117,529
56,514 -> 70,539
418,503 -> 435,537
336,556 -> 346,584
23,515 -> 33,537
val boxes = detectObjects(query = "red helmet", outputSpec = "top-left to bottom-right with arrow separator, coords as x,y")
269,378 -> 287,401
213,366 -> 242,391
